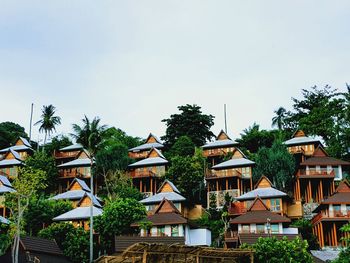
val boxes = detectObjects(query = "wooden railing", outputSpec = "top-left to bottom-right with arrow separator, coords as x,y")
206,169 -> 242,179
298,169 -> 335,177
312,211 -> 350,224
59,170 -> 90,178
54,151 -> 80,159
128,151 -> 149,159
130,170 -> 164,178
203,148 -> 233,157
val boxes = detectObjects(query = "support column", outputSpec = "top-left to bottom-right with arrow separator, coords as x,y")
140,180 -> 143,192
308,180 -> 312,202
333,223 -> 338,247
150,177 -> 153,193
250,176 -> 253,191
320,180 -> 323,201
237,178 -> 241,195
226,178 -> 228,190
332,181 -> 335,194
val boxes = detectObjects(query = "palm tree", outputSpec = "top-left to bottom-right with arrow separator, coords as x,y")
70,116 -> 106,263
35,104 -> 61,146
272,107 -> 287,130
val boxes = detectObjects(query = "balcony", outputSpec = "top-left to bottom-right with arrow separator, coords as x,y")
130,170 -> 164,178
208,189 -> 240,208
54,151 -> 80,159
297,169 -> 335,178
311,210 -> 350,224
128,151 -> 149,160
203,148 -> 233,157
206,169 -> 242,179
58,170 -> 90,179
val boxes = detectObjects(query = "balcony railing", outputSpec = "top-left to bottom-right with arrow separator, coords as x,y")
203,148 -> 234,157
58,170 -> 90,178
131,170 -> 165,178
312,210 -> 350,224
128,151 -> 149,159
298,169 -> 335,177
54,151 -> 80,159
206,169 -> 242,179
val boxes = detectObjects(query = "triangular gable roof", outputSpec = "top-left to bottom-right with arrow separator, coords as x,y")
145,133 -> 162,144
247,196 -> 270,212
154,198 -> 181,215
313,146 -> 328,157
68,178 -> 90,192
292,130 -> 306,138
17,137 -> 32,148
0,174 -> 13,188
255,176 -> 273,189
232,148 -> 246,159
147,148 -> 165,159
335,180 -> 350,193
216,130 -> 231,141
5,149 -> 22,161
59,143 -> 83,151
77,192 -> 102,208
157,180 -> 181,194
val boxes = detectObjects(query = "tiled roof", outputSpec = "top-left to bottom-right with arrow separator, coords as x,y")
283,136 -> 320,146
53,206 -> 103,221
140,192 -> 186,204
0,216 -> 9,224
57,158 -> 91,168
212,158 -> 255,169
230,210 -> 291,224
132,212 -> 187,226
300,156 -> 350,166
239,233 -> 299,245
20,236 -> 64,256
128,157 -> 168,168
59,143 -> 84,151
202,139 -> 238,149
236,187 -> 287,201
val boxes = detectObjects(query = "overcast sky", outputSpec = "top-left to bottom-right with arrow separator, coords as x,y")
1,1 -> 349,143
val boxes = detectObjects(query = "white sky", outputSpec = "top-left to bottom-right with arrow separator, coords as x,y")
1,1 -> 349,143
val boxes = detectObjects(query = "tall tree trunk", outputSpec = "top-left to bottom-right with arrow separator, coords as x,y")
89,157 -> 94,263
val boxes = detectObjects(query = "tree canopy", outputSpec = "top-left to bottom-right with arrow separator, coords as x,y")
0,122 -> 28,149
161,104 -> 215,148
35,104 -> 61,146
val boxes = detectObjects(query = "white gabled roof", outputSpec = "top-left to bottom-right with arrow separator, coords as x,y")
202,139 -> 238,149
129,133 -> 164,152
283,136 -> 320,146
53,206 -> 103,221
212,158 -> 255,169
57,158 -> 91,168
50,190 -> 88,201
59,143 -> 84,151
128,157 -> 168,168
0,137 -> 33,154
236,187 -> 287,201
140,192 -> 186,204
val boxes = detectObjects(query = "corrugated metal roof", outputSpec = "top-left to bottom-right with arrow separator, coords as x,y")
212,158 -> 255,169
0,185 -> 16,193
59,143 -> 84,151
57,158 -> 91,168
202,139 -> 238,149
283,136 -> 320,146
236,187 -> 287,201
0,158 -> 22,167
53,206 -> 103,221
19,137 -> 32,148
0,145 -> 33,154
72,178 -> 90,192
129,142 -> 164,152
140,192 -> 186,204
50,190 -> 89,201
0,216 -> 9,224
128,157 -> 168,168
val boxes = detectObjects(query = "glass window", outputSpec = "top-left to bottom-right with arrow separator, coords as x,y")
271,224 -> 279,234
333,205 -> 341,211
333,166 -> 341,179
242,224 -> 250,233
270,199 -> 281,211
256,224 -> 265,234
158,226 -> 165,236
171,225 -> 179,236
346,205 -> 350,211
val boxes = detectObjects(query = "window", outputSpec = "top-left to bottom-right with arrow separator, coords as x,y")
158,226 -> 165,236
256,224 -> 265,234
171,225 -> 179,236
270,199 -> 281,211
346,205 -> 350,211
271,224 -> 279,234
333,166 -> 341,180
241,167 -> 250,178
241,224 -> 250,233
333,205 -> 341,211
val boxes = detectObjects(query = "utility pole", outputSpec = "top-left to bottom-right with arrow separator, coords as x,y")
29,103 -> 34,142
224,104 -> 227,133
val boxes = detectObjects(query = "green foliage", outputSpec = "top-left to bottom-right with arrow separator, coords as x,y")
253,141 -> 296,193
162,104 -> 215,147
241,237 -> 313,263
0,122 -> 28,149
0,223 -> 11,255
99,170 -> 143,201
236,123 -> 282,154
166,148 -> 206,204
23,196 -> 72,236
332,223 -> 350,263
272,107 -> 287,130
35,104 -> 61,145
101,127 -> 142,149
25,151 -> 58,194
95,143 -> 131,174
291,218 -> 319,250
39,223 -> 90,263
94,198 -> 146,252
166,135 -> 195,158
139,220 -> 153,231
44,135 -> 72,155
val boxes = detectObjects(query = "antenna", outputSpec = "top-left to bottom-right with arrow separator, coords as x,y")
29,103 -> 34,142
224,104 -> 227,133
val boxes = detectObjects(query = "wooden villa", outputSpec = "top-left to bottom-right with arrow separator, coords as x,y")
54,143 -> 84,166
225,197 -> 299,248
128,148 -> 168,197
202,130 -> 238,166
56,148 -> 92,193
311,180 -> 350,248
284,130 -> 322,158
0,137 -> 33,179
128,133 -> 164,160
0,174 -> 15,219
206,148 -> 254,208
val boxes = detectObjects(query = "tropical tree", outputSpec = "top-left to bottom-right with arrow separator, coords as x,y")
70,115 -> 106,263
166,135 -> 196,159
161,104 -> 215,148
35,105 -> 61,147
0,122 -> 28,149
271,107 -> 287,130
